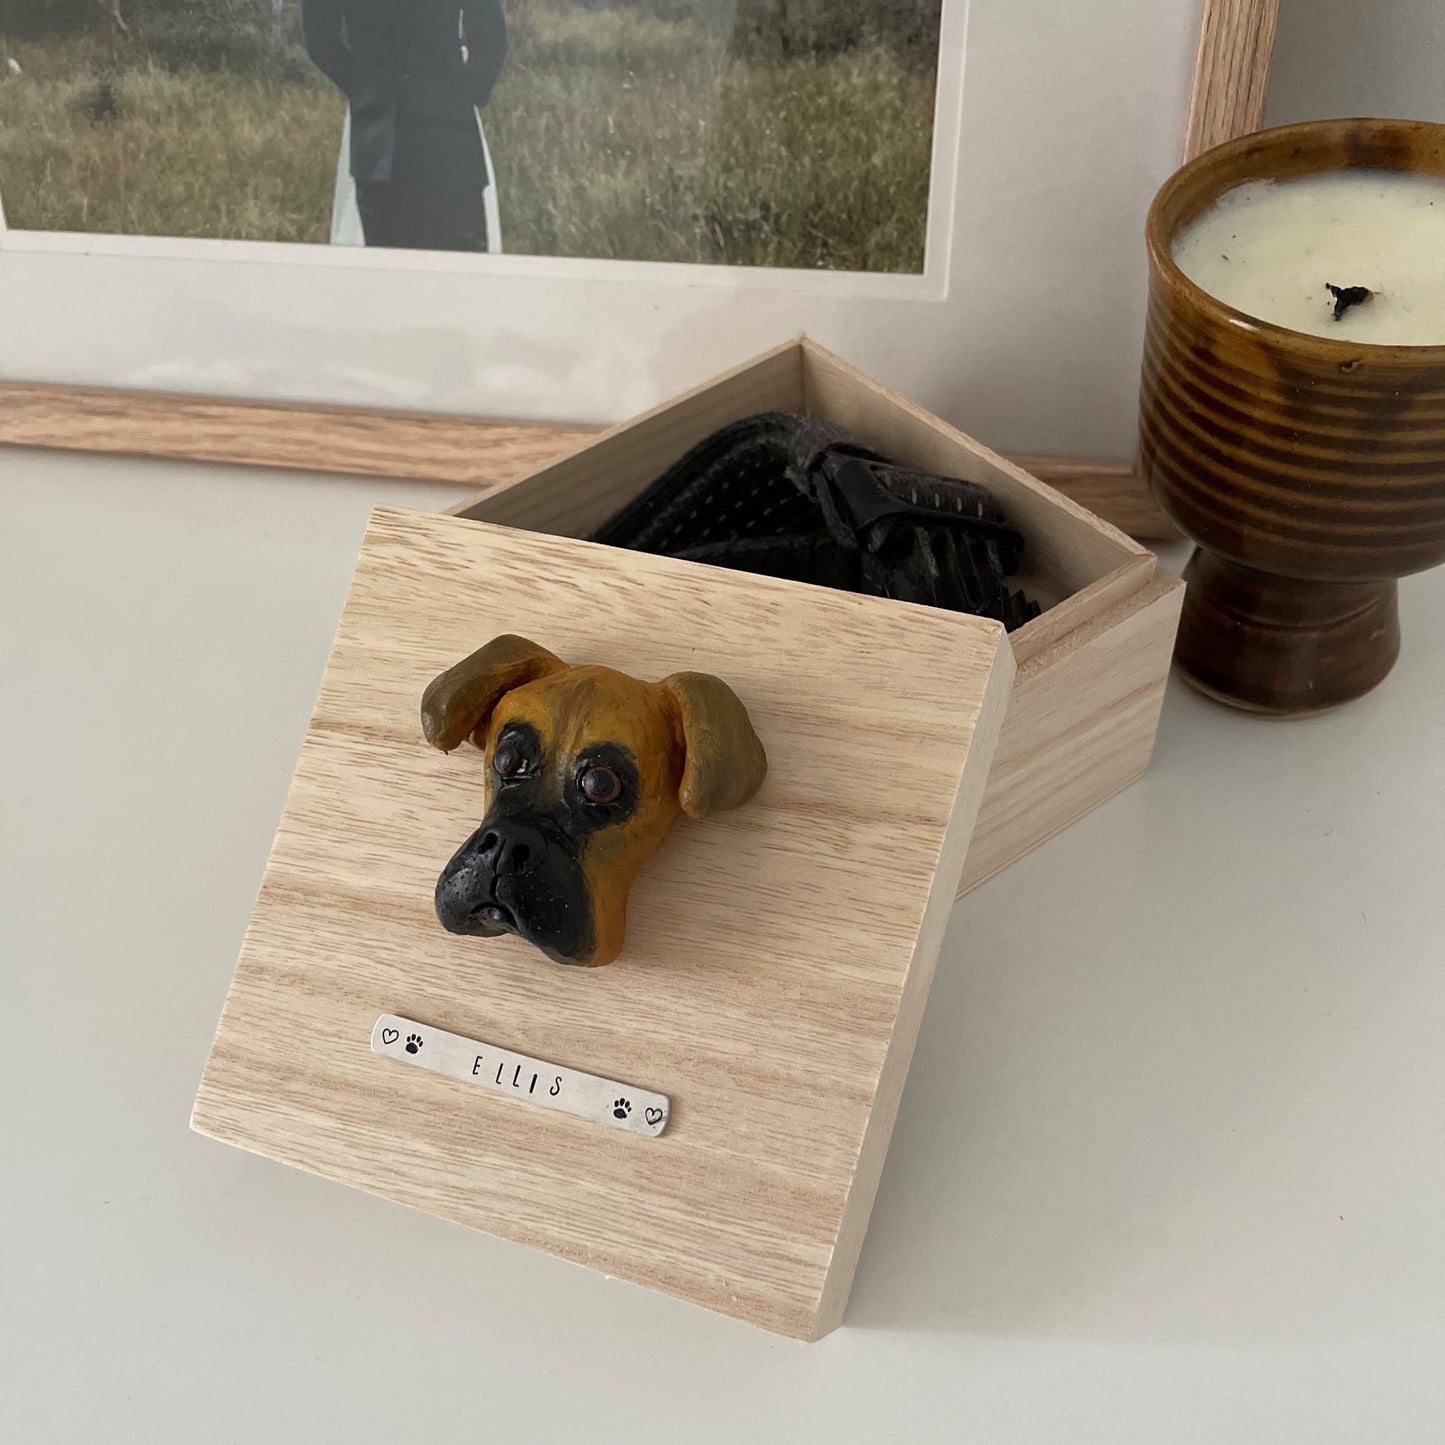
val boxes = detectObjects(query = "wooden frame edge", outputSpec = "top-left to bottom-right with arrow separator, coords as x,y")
0,380 -> 600,490
0,378 -> 1183,539
1184,0 -> 1282,162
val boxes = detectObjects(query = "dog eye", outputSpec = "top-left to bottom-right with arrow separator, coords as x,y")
578,765 -> 622,805
493,740 -> 529,778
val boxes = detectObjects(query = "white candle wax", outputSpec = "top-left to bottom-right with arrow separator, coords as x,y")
1172,170 -> 1445,345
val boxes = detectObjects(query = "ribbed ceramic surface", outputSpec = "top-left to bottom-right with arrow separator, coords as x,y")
1138,119 -> 1445,584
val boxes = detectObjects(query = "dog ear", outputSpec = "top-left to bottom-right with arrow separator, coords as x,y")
660,672 -> 768,819
421,634 -> 565,752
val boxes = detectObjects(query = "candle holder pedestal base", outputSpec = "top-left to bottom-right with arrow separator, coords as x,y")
1174,551 -> 1400,715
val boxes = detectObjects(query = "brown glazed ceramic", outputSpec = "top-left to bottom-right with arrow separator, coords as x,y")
1139,118 -> 1445,714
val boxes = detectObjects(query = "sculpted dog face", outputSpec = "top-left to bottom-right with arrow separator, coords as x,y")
421,635 -> 767,967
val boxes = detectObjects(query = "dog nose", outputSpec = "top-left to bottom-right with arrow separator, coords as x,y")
475,820 -> 546,877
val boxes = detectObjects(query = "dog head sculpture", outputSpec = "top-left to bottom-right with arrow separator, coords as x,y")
421,634 -> 767,967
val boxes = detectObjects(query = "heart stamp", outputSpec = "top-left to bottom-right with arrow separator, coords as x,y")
644,1106 -> 664,1127
381,1027 -> 400,1045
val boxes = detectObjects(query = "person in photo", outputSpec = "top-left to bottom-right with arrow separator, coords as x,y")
302,0 -> 507,252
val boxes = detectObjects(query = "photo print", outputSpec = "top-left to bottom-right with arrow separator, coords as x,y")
0,0 -> 943,271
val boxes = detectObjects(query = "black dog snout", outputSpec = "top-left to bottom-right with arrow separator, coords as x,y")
475,821 -> 546,877
434,818 -> 554,937
433,811 -> 594,963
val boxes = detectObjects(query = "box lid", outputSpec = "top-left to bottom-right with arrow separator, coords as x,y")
192,505 -> 1015,1339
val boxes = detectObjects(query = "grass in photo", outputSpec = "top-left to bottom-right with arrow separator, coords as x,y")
0,0 -> 941,271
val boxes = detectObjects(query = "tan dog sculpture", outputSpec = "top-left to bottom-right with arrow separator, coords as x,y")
421,635 -> 767,967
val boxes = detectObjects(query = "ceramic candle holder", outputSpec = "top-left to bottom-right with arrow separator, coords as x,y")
1139,118 -> 1445,714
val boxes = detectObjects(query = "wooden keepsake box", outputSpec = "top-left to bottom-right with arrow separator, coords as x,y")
193,341 -> 1182,1343
445,338 -> 1185,896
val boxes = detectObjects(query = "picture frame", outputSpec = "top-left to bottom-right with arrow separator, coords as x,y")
0,0 -> 1280,536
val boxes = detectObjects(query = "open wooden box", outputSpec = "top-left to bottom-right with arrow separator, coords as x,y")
448,338 -> 1185,894
192,340 -> 1186,1344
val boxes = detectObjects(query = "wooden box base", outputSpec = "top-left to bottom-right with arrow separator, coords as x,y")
193,341 -> 1183,1342
446,339 -> 1185,895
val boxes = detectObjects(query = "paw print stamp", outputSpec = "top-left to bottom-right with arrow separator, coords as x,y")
612,1097 -> 631,1120
405,1033 -> 423,1054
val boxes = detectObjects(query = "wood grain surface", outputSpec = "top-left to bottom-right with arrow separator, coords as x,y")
1012,456 -> 1179,541
192,506 -> 1015,1340
0,377 -> 1177,537
0,381 -> 598,487
1183,0 -> 1281,161
447,337 -> 1183,899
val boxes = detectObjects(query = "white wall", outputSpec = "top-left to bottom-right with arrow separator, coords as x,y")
1266,0 -> 1445,126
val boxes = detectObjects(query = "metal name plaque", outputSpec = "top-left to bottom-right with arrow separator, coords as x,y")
371,1014 -> 670,1138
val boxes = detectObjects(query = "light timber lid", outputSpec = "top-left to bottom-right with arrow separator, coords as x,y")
192,505 -> 1016,1340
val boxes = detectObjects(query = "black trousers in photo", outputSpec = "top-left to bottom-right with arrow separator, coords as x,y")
356,111 -> 490,252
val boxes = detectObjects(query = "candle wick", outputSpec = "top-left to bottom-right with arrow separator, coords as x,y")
1326,284 -> 1373,321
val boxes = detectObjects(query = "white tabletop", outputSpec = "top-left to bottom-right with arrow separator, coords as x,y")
3,447 -> 1443,1443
